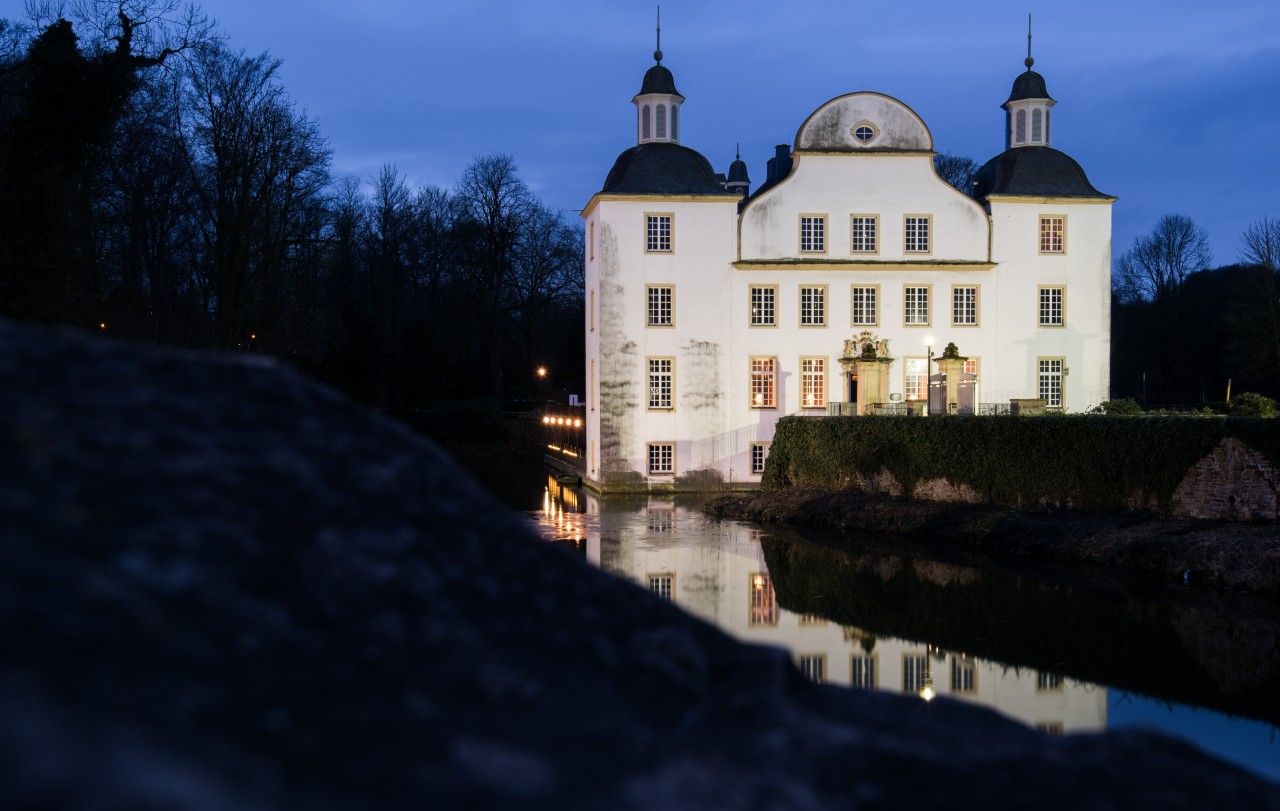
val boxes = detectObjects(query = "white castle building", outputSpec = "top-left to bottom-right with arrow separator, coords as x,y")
582,36 -> 1114,493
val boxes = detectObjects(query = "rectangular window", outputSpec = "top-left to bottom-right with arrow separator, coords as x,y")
589,289 -> 595,331
797,654 -> 827,684
1039,215 -> 1065,253
851,654 -> 877,689
952,285 -> 978,326
903,654 -> 930,694
750,442 -> 769,475
750,357 -> 777,409
904,215 -> 931,253
645,213 -> 672,253
851,285 -> 879,326
950,656 -> 976,694
850,215 -> 879,253
1038,358 -> 1064,409
589,359 -> 595,412
647,357 -> 673,410
749,573 -> 777,626
647,443 -> 674,475
1039,286 -> 1064,326
800,285 -> 827,326
801,357 -> 826,408
1036,671 -> 1064,692
647,573 -> 674,601
800,215 -> 826,253
647,285 -> 673,326
750,285 -> 776,326
904,357 -> 928,401
904,285 -> 930,325
589,220 -> 595,260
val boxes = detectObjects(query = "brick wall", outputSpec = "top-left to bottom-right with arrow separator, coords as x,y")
1171,438 -> 1278,521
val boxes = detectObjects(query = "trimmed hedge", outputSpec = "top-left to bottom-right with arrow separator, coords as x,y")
762,415 -> 1280,511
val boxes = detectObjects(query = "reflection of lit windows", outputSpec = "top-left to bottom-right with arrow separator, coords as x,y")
1036,671 -> 1064,692
750,442 -> 769,475
750,286 -> 776,326
903,654 -> 930,693
798,614 -> 827,626
647,573 -> 674,601
904,357 -> 928,401
647,509 -> 674,533
648,443 -> 674,475
801,357 -> 826,408
950,656 -> 976,694
750,357 -> 777,408
797,654 -> 826,683
851,654 -> 877,689
1036,721 -> 1065,735
749,573 -> 777,626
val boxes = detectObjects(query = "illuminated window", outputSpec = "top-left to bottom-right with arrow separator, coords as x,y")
1040,216 -> 1065,253
903,654 -> 930,693
904,285 -> 930,325
750,442 -> 769,475
801,357 -> 826,408
904,357 -> 928,401
904,216 -> 931,253
749,573 -> 777,626
850,215 -> 878,253
1038,358 -> 1064,408
750,357 -> 777,408
800,285 -> 826,326
647,357 -> 673,410
950,656 -> 976,694
952,285 -> 978,326
647,573 -> 674,601
1037,671 -> 1064,692
1039,286 -> 1064,326
648,443 -> 674,475
851,655 -> 877,689
800,215 -> 826,253
797,654 -> 827,684
645,214 -> 672,252
647,285 -> 673,326
798,614 -> 827,626
750,285 -> 776,326
851,285 -> 878,325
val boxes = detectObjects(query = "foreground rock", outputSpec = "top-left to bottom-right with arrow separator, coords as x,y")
2,321 -> 1277,809
707,488 -> 1280,594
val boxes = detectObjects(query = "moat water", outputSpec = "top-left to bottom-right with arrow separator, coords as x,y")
475,457 -> 1280,784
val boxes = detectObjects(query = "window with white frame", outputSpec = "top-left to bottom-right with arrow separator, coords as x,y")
1039,286 -> 1064,326
851,654 -> 877,689
904,285 -> 930,325
750,442 -> 769,475
648,442 -> 674,475
750,285 -> 776,326
800,285 -> 826,326
904,216 -> 931,253
952,285 -> 977,326
850,215 -> 878,253
648,357 -> 673,410
647,285 -> 673,326
749,573 -> 777,626
1038,358 -> 1064,408
645,214 -> 672,252
1015,109 -> 1026,144
801,357 -> 826,408
750,357 -> 777,408
647,573 -> 674,601
851,285 -> 878,325
800,215 -> 826,253
1040,215 -> 1065,253
903,654 -> 930,693
797,654 -> 827,684
904,357 -> 928,401
951,656 -> 976,694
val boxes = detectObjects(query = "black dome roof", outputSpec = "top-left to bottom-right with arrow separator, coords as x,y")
601,142 -> 734,196
727,157 -> 750,184
639,63 -> 680,96
1007,69 -> 1053,103
972,146 -> 1109,199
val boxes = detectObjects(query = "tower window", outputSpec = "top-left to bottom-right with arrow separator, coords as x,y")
670,104 -> 679,140
1032,108 -> 1043,142
656,104 -> 667,139
1015,109 -> 1026,144
642,104 -> 651,140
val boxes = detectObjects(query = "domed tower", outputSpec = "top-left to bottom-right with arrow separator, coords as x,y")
726,145 -> 750,196
1003,17 -> 1055,149
633,13 -> 684,144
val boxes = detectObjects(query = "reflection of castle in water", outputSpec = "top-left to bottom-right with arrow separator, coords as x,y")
539,487 -> 1105,735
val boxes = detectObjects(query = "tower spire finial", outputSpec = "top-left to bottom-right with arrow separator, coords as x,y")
1025,13 -> 1034,70
654,6 -> 663,64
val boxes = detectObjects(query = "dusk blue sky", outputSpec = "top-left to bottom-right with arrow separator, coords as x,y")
128,1 -> 1280,264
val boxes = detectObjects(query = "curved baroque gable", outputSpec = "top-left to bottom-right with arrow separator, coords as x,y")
796,92 -> 933,152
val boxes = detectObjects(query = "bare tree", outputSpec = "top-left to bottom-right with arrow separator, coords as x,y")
1114,214 -> 1212,306
1227,217 -> 1280,383
933,152 -> 979,195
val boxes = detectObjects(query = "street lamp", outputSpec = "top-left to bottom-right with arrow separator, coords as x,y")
923,336 -> 936,416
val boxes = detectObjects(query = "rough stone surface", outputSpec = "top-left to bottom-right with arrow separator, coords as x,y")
3,320 -> 1279,809
1173,437 -> 1278,520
